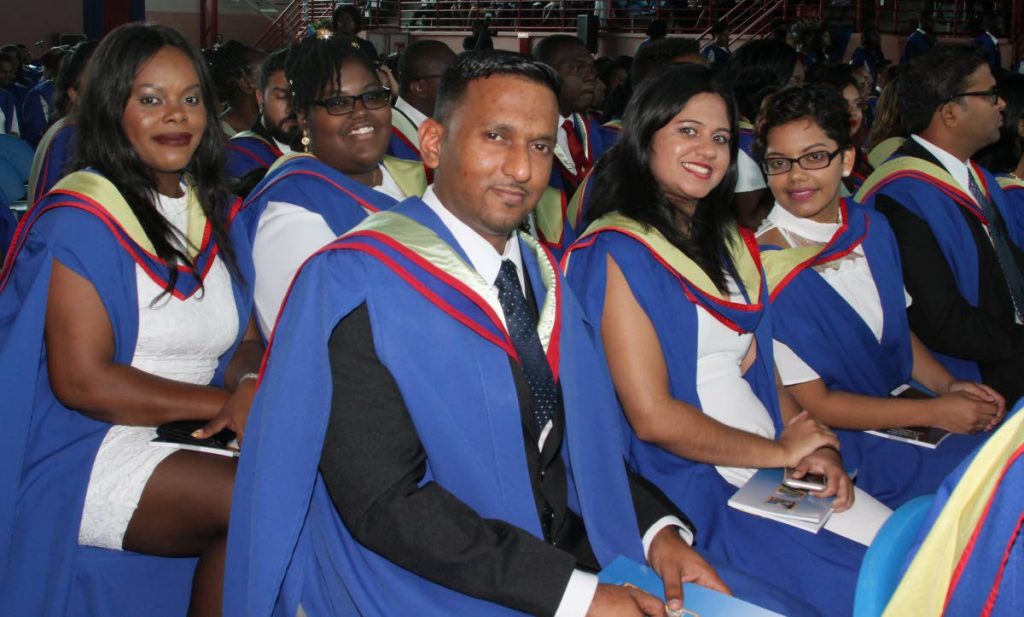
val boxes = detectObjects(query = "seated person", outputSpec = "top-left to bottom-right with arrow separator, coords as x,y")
807,64 -> 875,195
563,64 -> 892,617
225,51 -> 815,617
0,24 -> 261,616
225,47 -> 298,192
27,40 -> 98,203
856,45 -> 1024,404
244,35 -> 428,336
976,73 -> 1024,212
531,35 -> 619,257
755,84 -> 1004,509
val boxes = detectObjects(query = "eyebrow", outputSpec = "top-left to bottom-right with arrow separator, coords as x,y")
485,122 -> 557,144
134,82 -> 202,91
765,142 -> 831,156
676,118 -> 731,133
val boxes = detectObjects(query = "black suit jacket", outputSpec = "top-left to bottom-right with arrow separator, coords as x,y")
874,138 -> 1024,401
318,272 -> 689,616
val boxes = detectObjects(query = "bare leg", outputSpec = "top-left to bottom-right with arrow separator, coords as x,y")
122,450 -> 236,617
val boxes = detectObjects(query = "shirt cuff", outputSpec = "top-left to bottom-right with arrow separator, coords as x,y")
642,516 -> 694,560
553,569 -> 599,617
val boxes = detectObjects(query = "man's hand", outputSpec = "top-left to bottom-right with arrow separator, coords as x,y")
647,526 -> 731,614
586,584 -> 666,617
792,447 -> 854,512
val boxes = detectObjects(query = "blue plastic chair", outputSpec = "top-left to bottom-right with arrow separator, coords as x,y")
0,133 -> 33,182
0,157 -> 24,203
852,494 -> 934,617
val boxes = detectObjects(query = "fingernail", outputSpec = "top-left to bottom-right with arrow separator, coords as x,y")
668,598 -> 682,610
191,430 -> 203,438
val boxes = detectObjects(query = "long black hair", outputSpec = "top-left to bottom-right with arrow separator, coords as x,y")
587,63 -> 739,292
53,40 -> 98,120
72,23 -> 240,294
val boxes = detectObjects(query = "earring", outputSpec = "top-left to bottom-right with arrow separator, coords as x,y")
301,129 -> 310,149
842,170 -> 851,177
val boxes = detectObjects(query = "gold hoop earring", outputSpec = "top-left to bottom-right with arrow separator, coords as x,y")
301,129 -> 311,150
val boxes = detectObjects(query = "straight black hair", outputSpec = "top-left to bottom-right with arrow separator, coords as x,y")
73,23 -> 240,295
259,46 -> 290,92
434,50 -> 560,125
53,40 -> 99,120
587,63 -> 739,293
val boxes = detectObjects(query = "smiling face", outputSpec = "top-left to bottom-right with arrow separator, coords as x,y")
258,68 -> 298,145
300,58 -> 392,178
648,92 -> 732,214
764,117 -> 854,223
122,45 -> 206,196
421,74 -> 559,251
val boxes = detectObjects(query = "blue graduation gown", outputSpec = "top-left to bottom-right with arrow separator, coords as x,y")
764,200 -> 989,508
225,198 -> 649,616
20,78 -> 55,147
0,171 -> 254,616
225,131 -> 284,180
564,215 -> 867,616
28,117 -> 75,204
856,156 -> 1024,381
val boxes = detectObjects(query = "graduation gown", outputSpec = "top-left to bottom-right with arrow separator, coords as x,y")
763,199 -> 989,508
0,170 -> 254,616
27,116 -> 75,205
564,213 -> 867,616
224,198 -> 648,616
225,129 -> 284,180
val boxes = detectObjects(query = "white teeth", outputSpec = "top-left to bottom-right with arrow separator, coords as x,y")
349,126 -> 374,135
682,162 -> 710,175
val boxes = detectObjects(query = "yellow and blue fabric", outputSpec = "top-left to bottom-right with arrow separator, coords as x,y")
563,213 -> 867,616
855,156 -> 1024,381
884,402 -> 1024,616
763,200 -> 989,508
225,130 -> 284,180
0,170 -> 254,616
534,113 -> 618,259
27,117 -> 75,205
224,198 -> 649,616
238,152 -> 420,243
996,174 -> 1024,225
866,137 -> 906,169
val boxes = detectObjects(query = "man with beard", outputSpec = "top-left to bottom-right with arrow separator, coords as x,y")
857,45 -> 1024,403
226,47 -> 298,193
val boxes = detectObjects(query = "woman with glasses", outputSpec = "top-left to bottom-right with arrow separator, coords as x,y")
242,35 -> 427,336
564,65 -> 886,616
756,84 -> 1004,510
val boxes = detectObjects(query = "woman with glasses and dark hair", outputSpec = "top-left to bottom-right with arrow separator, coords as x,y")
242,34 -> 427,336
563,64 -> 884,616
0,23 -> 262,616
756,84 -> 1004,511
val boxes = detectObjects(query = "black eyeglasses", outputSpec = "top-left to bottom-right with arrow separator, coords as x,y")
761,147 -> 844,176
948,88 -> 1001,105
313,88 -> 392,116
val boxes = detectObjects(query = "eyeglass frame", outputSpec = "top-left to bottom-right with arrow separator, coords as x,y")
947,88 -> 1001,105
760,147 -> 846,176
311,87 -> 392,116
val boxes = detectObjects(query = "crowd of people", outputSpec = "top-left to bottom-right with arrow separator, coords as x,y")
0,6 -> 1022,617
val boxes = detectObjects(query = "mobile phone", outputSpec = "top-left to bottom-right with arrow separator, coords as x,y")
783,468 -> 828,491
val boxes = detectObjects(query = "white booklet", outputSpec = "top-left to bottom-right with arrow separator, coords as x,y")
727,468 -> 835,534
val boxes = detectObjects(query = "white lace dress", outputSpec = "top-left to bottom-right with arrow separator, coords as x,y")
78,188 -> 239,550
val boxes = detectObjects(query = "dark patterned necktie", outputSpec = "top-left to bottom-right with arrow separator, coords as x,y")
561,118 -> 590,181
494,259 -> 560,434
968,173 -> 1024,321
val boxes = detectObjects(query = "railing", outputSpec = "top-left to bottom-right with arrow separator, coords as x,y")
252,0 -> 1020,62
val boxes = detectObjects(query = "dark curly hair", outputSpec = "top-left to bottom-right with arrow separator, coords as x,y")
587,63 -> 738,293
285,35 -> 379,117
754,83 -> 853,161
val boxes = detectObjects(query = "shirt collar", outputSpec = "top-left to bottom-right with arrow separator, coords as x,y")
395,96 -> 430,129
911,134 -> 973,198
273,137 -> 292,155
421,186 -> 525,289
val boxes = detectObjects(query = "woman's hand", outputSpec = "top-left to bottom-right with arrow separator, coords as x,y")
193,378 -> 256,445
776,410 -> 840,468
929,388 -> 1002,434
792,447 -> 854,512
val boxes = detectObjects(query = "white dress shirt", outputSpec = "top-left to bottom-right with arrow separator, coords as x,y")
394,96 -> 429,130
421,187 -> 690,617
555,114 -> 579,176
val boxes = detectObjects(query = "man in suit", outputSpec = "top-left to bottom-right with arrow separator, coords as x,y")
226,51 -> 815,617
390,39 -> 456,162
900,13 -> 935,65
856,44 -> 1024,404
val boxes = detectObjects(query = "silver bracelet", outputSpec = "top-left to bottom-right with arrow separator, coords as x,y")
237,372 -> 260,387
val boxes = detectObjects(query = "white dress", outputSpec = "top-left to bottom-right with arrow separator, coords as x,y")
78,187 -> 240,550
693,274 -> 892,546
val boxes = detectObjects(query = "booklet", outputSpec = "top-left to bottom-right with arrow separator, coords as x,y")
149,420 -> 240,458
727,468 -> 834,534
864,383 -> 950,449
598,555 -> 784,616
